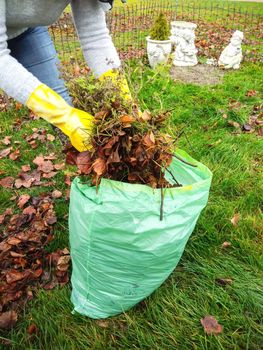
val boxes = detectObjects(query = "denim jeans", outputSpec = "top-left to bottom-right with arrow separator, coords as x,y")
7,27 -> 72,105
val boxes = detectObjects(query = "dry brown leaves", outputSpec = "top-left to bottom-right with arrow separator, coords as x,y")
225,102 -> 263,137
231,213 -> 240,226
0,128 -> 56,157
52,190 -> 63,199
195,22 -> 233,60
244,103 -> 263,137
2,136 -> 12,145
0,127 -> 64,192
66,104 -> 178,189
0,94 -> 12,112
246,90 -> 257,97
0,154 -> 64,190
0,147 -> 12,159
25,128 -> 55,149
0,176 -> 14,189
0,194 -> 70,329
27,322 -> 38,335
215,278 -> 233,286
200,315 -> 223,335
0,311 -> 18,330
221,241 -> 231,249
17,194 -> 31,209
0,208 -> 13,225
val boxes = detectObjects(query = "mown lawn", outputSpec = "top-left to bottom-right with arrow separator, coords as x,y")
115,0 -> 263,13
0,61 -> 263,349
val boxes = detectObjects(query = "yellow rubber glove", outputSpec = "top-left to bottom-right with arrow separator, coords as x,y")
26,84 -> 94,152
99,70 -> 132,102
99,70 -> 143,118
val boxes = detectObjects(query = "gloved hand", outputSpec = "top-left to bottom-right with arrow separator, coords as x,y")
99,69 -> 132,102
99,69 -> 143,118
26,84 -> 94,152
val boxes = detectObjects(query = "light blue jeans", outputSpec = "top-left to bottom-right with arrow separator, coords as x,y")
7,26 -> 72,105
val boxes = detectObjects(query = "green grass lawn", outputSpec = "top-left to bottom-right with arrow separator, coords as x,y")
115,0 -> 263,13
0,61 -> 263,349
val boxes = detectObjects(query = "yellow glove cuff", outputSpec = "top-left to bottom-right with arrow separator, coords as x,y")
26,84 -> 70,124
26,84 -> 94,152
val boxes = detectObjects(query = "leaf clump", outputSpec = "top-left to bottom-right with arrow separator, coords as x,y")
0,195 -> 70,329
67,73 -> 180,189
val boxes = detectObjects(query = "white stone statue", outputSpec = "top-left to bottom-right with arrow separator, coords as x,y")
148,44 -> 167,69
171,22 -> 198,67
218,30 -> 244,69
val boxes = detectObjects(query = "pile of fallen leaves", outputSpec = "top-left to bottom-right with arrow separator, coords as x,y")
67,74 -> 180,189
242,101 -> 263,136
0,152 -> 66,190
0,127 -> 72,330
0,193 -> 70,330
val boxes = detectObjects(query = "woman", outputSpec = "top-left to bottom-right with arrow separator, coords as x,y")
0,0 -> 127,151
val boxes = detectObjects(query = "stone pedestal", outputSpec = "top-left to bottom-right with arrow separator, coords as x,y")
171,21 -> 198,67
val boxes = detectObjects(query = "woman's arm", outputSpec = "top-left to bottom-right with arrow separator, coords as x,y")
0,0 -> 41,104
71,0 -> 121,77
0,0 -> 95,152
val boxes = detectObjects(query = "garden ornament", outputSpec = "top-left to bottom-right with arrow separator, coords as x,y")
148,44 -> 167,69
173,28 -> 198,67
171,21 -> 197,45
218,30 -> 244,69
146,13 -> 172,69
146,38 -> 172,68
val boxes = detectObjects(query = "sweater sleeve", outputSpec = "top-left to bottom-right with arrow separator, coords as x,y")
0,0 -> 41,104
71,0 -> 121,77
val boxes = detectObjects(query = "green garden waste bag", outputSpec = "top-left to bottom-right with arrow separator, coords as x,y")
69,149 -> 212,319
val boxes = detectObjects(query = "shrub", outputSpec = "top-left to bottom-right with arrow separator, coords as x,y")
150,13 -> 170,41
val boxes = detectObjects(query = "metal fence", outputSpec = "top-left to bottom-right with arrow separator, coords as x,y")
49,0 -> 263,67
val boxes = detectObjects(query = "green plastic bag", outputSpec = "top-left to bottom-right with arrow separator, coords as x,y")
69,149 -> 212,319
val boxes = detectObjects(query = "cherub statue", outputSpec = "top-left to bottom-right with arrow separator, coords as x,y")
148,45 -> 166,69
218,30 -> 244,69
173,29 -> 198,66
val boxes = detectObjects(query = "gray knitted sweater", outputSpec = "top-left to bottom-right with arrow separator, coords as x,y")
0,0 -> 121,104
